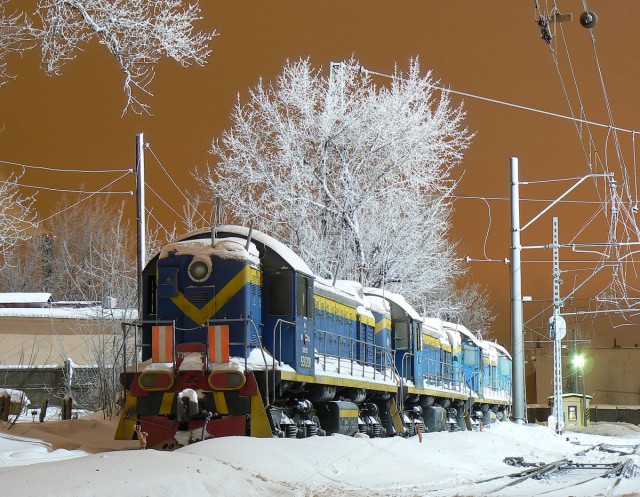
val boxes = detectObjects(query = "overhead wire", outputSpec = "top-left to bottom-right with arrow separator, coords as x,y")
0,159 -> 132,174
34,171 -> 132,227
532,2 -> 640,322
146,145 -> 209,226
10,181 -> 133,195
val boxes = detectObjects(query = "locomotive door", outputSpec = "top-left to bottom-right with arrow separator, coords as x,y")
263,269 -> 315,376
394,320 -> 412,379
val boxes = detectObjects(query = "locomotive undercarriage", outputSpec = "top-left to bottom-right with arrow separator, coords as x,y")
266,380 -> 394,439
119,370 -> 508,448
401,394 -> 482,434
469,402 -> 509,427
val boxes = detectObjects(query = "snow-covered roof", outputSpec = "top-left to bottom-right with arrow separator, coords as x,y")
0,307 -> 137,320
160,237 -> 260,265
177,225 -> 314,275
316,278 -> 369,309
364,294 -> 391,316
0,293 -> 52,306
492,342 -> 512,360
442,321 -> 482,348
422,317 -> 447,340
364,288 -> 422,321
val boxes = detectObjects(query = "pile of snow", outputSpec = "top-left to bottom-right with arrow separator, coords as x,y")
1,420 -> 640,496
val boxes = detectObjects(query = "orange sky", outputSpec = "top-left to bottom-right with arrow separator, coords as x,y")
2,1 -> 640,350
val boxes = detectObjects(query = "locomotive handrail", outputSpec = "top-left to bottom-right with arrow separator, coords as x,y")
271,319 -> 296,405
313,328 -> 398,383
122,319 -> 176,373
206,317 -> 270,407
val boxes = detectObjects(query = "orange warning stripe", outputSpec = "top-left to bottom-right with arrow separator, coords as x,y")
208,325 -> 230,363
152,325 -> 174,363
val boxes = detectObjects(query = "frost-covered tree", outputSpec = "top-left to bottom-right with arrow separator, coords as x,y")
1,0 -> 215,113
0,0 -> 32,84
0,197 -> 137,417
0,170 -> 37,268
201,57 -> 472,306
424,281 -> 496,338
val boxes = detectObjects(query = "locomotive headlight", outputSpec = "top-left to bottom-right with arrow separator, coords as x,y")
188,258 -> 211,282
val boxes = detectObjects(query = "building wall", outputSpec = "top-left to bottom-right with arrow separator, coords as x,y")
530,346 -> 640,406
0,315 -> 122,366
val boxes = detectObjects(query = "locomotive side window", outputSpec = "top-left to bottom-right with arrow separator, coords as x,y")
394,321 -> 409,350
462,343 -> 477,366
415,322 -> 422,351
499,357 -> 511,376
268,272 -> 291,316
296,274 -> 313,318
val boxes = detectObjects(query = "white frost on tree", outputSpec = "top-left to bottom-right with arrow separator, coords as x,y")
0,170 -> 37,268
0,1 -> 33,85
1,0 -> 215,113
0,197 -> 138,417
424,281 -> 496,338
201,57 -> 472,308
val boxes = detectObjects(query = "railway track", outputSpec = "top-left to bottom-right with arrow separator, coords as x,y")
427,443 -> 639,496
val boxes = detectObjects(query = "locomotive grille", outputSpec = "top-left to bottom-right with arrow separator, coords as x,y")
189,290 -> 210,302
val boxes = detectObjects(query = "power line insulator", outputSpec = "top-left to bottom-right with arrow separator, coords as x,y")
579,11 -> 598,29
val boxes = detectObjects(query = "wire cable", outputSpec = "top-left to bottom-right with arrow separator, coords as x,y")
146,145 -> 209,225
34,171 -> 132,227
0,159 -> 132,174
8,181 -> 133,195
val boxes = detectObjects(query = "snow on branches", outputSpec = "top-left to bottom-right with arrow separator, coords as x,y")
0,170 -> 37,268
0,0 -> 33,85
37,0 -> 215,114
203,57 -> 473,307
0,0 -> 215,113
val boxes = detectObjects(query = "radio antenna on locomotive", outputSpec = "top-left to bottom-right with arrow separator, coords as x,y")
245,220 -> 254,252
211,197 -> 222,246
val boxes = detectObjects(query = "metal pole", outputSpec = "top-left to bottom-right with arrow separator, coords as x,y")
581,365 -> 587,427
510,157 -> 525,423
552,217 -> 564,434
136,133 -> 146,318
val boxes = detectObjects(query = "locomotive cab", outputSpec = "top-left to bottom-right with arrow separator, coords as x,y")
262,269 -> 315,375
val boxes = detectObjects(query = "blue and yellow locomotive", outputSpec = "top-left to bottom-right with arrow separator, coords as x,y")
116,225 -> 511,448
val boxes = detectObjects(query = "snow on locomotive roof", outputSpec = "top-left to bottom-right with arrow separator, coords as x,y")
492,341 -> 512,360
363,288 -> 421,321
442,321 -> 482,348
424,317 -> 458,348
159,237 -> 260,264
364,294 -> 391,315
313,279 -> 376,320
422,317 -> 448,341
178,225 -> 313,275
318,278 -> 369,303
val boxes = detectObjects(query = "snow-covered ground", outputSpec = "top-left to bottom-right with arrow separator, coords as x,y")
1,418 -> 640,496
